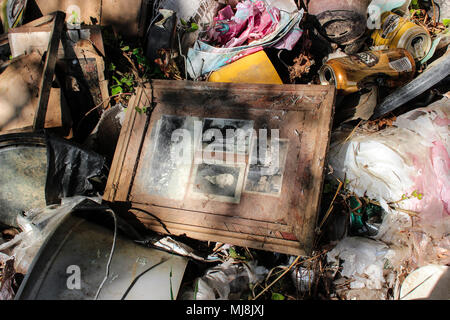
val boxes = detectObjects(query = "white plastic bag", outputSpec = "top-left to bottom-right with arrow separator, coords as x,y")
327,237 -> 394,289
329,98 -> 450,268
0,196 -> 101,274
330,98 -> 449,229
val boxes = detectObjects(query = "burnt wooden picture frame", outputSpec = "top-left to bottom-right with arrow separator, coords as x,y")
104,80 -> 335,256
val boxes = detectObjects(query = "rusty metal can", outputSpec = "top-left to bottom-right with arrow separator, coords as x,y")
319,48 -> 416,95
371,12 -> 432,61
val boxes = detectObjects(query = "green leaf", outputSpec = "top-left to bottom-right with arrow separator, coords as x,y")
271,293 -> 285,300
121,45 -> 130,51
229,247 -> 246,260
410,0 -> 419,9
229,247 -> 238,258
120,76 -> 134,87
189,22 -> 199,32
443,19 -> 450,27
111,85 -> 123,96
194,279 -> 199,300
180,18 -> 187,26
112,75 -> 122,86
132,48 -> 141,56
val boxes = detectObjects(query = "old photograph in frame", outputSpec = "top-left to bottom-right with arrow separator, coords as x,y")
104,80 -> 336,256
132,114 -> 201,201
189,160 -> 246,204
199,118 -> 254,157
244,138 -> 289,197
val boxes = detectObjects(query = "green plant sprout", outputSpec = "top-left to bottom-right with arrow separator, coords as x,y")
400,190 -> 424,201
271,292 -> 285,300
180,18 -> 199,32
229,247 -> 247,260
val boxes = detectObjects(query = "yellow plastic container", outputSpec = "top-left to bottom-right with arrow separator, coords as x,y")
208,50 -> 283,84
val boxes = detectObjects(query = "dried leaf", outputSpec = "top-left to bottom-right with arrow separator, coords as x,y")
0,258 -> 16,300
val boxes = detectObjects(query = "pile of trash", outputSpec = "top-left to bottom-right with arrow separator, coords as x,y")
326,97 -> 449,300
0,0 -> 449,301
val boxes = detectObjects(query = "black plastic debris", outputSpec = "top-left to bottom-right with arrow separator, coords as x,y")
45,132 -> 107,205
372,50 -> 450,119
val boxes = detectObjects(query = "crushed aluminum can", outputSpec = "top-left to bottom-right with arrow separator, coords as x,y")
319,48 -> 416,95
371,11 -> 432,61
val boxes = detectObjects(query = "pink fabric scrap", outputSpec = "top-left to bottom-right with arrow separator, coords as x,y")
206,1 -> 281,48
273,25 -> 303,50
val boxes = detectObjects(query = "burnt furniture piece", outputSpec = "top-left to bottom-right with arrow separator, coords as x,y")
104,80 -> 335,256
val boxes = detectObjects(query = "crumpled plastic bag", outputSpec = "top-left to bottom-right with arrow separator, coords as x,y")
327,237 -> 395,290
0,196 -> 101,274
187,0 -> 303,78
329,98 -> 450,268
368,0 -> 409,16
181,259 -> 268,300
329,98 -> 449,225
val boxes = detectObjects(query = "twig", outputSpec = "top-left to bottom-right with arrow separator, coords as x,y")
344,120 -> 363,144
254,252 -> 327,300
431,0 -> 437,26
244,247 -> 254,261
349,196 -> 363,215
122,51 -> 141,80
82,93 -> 132,118
317,179 -> 344,232
264,266 -> 287,287
253,256 -> 301,300
367,199 -> 420,216
75,92 -> 132,135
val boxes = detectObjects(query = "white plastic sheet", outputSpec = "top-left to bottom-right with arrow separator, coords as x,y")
328,98 -> 450,288
329,98 -> 449,228
327,237 -> 393,289
0,196 -> 101,274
